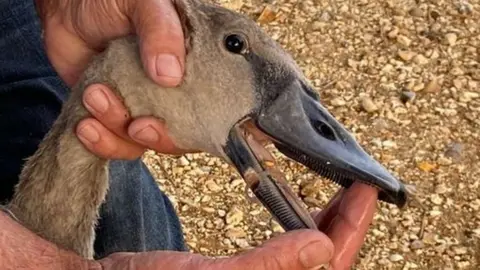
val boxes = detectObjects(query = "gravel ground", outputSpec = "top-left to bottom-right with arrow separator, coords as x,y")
142,0 -> 480,269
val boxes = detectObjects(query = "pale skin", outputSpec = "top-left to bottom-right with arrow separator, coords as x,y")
0,0 -> 378,269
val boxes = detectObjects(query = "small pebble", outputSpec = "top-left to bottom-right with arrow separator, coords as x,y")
412,83 -> 425,92
398,50 -> 416,61
389,254 -> 404,262
453,78 -> 465,89
445,33 -> 457,46
388,27 -> 399,38
226,207 -> 244,225
223,0 -> 243,10
235,238 -> 250,248
257,5 -> 276,24
456,261 -> 471,268
397,35 -> 412,47
361,97 -> 378,112
409,7 -> 424,17
202,207 -> 215,213
417,161 -> 437,172
378,258 -> 390,265
400,91 -> 416,103
452,246 -> 468,255
331,97 -> 346,106
218,209 -> 226,217
339,4 -> 349,13
410,240 -> 425,250
311,21 -> 324,31
435,184 -> 449,194
459,91 -> 479,102
430,194 -> 443,205
372,118 -> 389,131
319,11 -> 332,21
413,54 -> 429,65
226,227 -> 247,239
424,78 -> 441,93
456,1 -> 473,14
271,219 -> 285,233
206,180 -> 222,192
444,143 -> 463,161
178,156 -> 190,166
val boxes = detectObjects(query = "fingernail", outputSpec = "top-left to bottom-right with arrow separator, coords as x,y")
155,54 -> 182,79
85,88 -> 109,114
133,125 -> 159,143
308,264 -> 331,270
299,241 -> 333,269
78,124 -> 100,144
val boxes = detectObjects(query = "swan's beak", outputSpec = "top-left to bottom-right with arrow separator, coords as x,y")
223,80 -> 408,232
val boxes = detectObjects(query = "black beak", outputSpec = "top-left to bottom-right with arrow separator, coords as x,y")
222,80 -> 408,232
256,80 -> 408,206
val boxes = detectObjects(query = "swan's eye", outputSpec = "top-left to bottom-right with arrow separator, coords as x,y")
225,34 -> 246,54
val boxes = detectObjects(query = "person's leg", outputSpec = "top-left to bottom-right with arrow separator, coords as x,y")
94,159 -> 187,259
0,0 -> 186,258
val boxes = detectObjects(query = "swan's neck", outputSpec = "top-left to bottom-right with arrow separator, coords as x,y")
8,88 -> 109,259
6,36 -> 188,259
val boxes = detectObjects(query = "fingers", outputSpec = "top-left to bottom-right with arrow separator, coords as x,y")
77,84 -> 189,158
96,251 -> 209,270
131,0 -> 186,87
127,117 -> 192,155
76,118 -> 145,160
82,84 -> 131,138
319,183 -> 379,270
209,230 -> 334,270
78,84 -> 145,159
312,187 -> 347,229
98,230 -> 334,270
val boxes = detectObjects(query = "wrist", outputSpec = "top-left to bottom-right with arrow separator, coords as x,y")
0,205 -> 19,222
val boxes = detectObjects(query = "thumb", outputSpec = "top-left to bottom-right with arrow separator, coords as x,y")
212,229 -> 334,270
97,230 -> 334,270
131,0 -> 186,87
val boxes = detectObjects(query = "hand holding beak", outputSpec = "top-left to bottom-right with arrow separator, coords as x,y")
96,183 -> 379,270
312,182 -> 378,269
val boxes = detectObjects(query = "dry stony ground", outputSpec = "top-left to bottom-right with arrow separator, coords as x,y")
142,0 -> 480,269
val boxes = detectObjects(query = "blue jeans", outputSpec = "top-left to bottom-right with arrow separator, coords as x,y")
0,0 -> 186,259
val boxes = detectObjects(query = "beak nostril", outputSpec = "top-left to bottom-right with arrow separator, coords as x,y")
312,120 -> 336,141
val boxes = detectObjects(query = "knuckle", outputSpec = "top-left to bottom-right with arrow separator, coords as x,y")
257,250 -> 288,270
97,143 -> 118,160
94,107 -> 129,132
85,83 -> 109,92
93,135 -> 120,159
135,7 -> 184,48
124,148 -> 145,160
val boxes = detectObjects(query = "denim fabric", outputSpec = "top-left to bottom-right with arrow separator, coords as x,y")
0,0 -> 186,259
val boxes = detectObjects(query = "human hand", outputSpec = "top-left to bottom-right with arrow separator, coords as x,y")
35,0 -> 188,158
76,84 -> 191,159
311,182 -> 377,268
0,182 -> 377,270
95,183 -> 378,270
